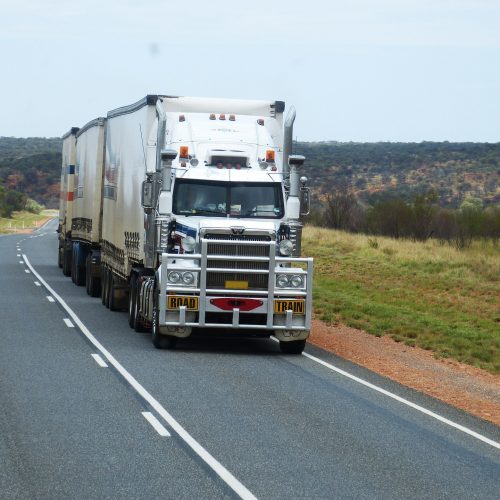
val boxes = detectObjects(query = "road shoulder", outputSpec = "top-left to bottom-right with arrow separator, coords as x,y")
309,319 -> 500,426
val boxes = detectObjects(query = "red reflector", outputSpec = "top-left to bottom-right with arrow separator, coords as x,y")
210,298 -> 263,312
67,192 -> 74,201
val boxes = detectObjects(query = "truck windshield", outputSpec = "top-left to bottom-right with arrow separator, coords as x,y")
173,179 -> 284,218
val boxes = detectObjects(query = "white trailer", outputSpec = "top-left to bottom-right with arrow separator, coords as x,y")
60,95 -> 313,354
70,117 -> 106,294
58,127 -> 79,276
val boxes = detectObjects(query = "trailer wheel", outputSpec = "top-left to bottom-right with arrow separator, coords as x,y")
58,246 -> 63,268
152,294 -> 177,349
62,245 -> 71,276
128,275 -> 137,328
74,248 -> 85,287
85,255 -> 91,295
279,339 -> 306,354
101,266 -> 108,306
71,245 -> 77,284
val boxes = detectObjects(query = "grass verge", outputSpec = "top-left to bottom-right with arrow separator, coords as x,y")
0,210 -> 57,234
303,226 -> 500,374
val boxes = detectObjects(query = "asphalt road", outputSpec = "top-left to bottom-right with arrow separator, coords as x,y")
1,220 -> 499,499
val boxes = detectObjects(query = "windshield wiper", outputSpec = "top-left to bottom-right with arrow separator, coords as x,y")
239,209 -> 280,217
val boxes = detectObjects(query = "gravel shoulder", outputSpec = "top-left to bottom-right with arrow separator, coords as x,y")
309,319 -> 500,426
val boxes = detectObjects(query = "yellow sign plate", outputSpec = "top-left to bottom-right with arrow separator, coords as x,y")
274,300 -> 305,315
225,280 -> 249,289
167,295 -> 199,311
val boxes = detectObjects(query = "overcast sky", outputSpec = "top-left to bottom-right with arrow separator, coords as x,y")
1,0 -> 499,142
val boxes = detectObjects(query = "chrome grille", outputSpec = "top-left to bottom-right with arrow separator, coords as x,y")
204,233 -> 272,290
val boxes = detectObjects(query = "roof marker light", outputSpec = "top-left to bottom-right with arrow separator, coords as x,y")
219,114 -> 226,120
229,114 -> 235,121
179,114 -> 185,122
257,119 -> 264,126
209,113 -> 216,120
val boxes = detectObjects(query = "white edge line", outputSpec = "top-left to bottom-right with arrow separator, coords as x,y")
272,337 -> 499,450
63,318 -> 74,328
22,255 -> 257,500
142,411 -> 171,437
91,353 -> 108,368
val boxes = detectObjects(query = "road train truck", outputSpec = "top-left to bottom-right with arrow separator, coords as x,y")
58,95 -> 313,353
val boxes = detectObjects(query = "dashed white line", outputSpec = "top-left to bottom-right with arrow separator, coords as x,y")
142,412 -> 171,437
34,281 -> 41,287
22,254 -> 257,500
91,353 -> 108,368
63,318 -> 74,328
47,296 -> 55,303
24,269 -> 30,274
17,254 -> 21,257
19,260 -> 24,264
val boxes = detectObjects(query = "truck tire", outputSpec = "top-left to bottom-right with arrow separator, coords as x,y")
85,254 -> 101,296
152,301 -> 177,349
128,275 -> 137,328
108,271 -> 118,311
85,255 -> 91,295
279,339 -> 306,354
62,246 -> 73,276
101,266 -> 108,306
133,289 -> 148,333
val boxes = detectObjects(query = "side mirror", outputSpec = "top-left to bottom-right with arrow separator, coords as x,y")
141,180 -> 154,209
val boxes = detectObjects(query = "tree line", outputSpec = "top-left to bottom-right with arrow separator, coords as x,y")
306,184 -> 500,249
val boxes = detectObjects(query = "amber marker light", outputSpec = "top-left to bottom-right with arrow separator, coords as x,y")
266,150 -> 275,163
179,146 -> 189,159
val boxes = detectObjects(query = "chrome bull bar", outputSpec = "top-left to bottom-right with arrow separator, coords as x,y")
159,237 -> 313,331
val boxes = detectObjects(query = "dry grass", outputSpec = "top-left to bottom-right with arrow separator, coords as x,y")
0,210 -> 57,234
303,226 -> 500,373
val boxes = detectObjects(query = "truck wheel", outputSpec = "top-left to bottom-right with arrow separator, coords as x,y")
85,254 -> 91,295
128,275 -> 137,328
152,296 -> 177,349
279,339 -> 306,354
90,274 -> 101,298
58,247 -> 63,268
133,289 -> 148,333
109,271 -> 119,311
62,245 -> 72,276
101,267 -> 108,306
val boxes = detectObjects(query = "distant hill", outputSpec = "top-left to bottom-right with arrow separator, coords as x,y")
296,141 -> 500,208
1,137 -> 499,209
0,137 -> 62,208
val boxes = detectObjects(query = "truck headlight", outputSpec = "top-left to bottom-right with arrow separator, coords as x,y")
168,271 -> 181,283
181,236 -> 196,252
182,272 -> 195,285
276,274 -> 289,287
278,239 -> 293,256
290,275 -> 304,288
